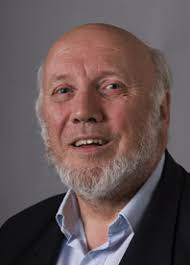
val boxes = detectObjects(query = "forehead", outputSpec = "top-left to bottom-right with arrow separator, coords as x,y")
46,46 -> 131,77
43,27 -> 155,86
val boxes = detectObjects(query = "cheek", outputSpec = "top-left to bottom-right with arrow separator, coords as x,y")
107,101 -> 131,134
107,100 -> 148,149
42,101 -> 67,135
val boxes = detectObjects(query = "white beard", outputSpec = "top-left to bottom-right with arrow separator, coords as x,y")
43,104 -> 162,201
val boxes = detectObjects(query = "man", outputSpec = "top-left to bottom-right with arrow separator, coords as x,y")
1,23 -> 190,265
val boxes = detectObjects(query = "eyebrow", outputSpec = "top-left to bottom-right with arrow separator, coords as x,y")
49,74 -> 70,84
95,70 -> 129,82
48,69 -> 129,87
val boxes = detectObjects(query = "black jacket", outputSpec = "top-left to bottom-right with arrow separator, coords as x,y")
1,151 -> 190,265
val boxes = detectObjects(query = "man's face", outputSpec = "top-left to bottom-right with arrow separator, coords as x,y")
40,26 -> 168,200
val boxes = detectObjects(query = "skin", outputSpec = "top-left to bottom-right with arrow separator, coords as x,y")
41,24 -> 170,249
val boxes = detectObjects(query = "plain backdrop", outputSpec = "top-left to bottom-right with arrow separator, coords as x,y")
1,0 -> 190,226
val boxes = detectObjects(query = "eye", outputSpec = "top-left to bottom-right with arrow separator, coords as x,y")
51,85 -> 74,102
105,83 -> 121,90
100,82 -> 125,96
52,86 -> 73,95
99,81 -> 128,98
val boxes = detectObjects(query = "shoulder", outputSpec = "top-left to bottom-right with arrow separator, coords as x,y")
164,151 -> 190,189
0,194 -> 65,264
0,193 -> 65,239
166,154 -> 190,261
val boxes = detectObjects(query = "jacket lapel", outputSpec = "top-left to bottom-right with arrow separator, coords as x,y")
30,221 -> 64,265
119,152 -> 185,265
16,194 -> 66,265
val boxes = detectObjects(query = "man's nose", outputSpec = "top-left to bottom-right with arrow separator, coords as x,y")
70,91 -> 104,124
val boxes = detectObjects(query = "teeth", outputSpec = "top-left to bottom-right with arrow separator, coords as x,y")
74,139 -> 104,147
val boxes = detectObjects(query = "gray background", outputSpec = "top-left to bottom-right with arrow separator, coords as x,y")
1,0 -> 190,226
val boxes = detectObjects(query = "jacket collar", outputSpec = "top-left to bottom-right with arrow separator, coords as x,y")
30,219 -> 64,265
119,151 -> 185,265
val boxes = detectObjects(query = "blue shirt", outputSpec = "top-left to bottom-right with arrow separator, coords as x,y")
56,155 -> 165,265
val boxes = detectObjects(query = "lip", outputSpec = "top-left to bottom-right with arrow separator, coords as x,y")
70,135 -> 110,146
70,141 -> 112,155
69,135 -> 112,155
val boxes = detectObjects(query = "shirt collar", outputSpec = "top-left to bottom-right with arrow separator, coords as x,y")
56,189 -> 80,239
56,153 -> 165,236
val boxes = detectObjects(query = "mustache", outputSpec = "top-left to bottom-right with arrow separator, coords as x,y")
61,125 -> 114,144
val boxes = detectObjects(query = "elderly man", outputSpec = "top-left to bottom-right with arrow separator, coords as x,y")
1,23 -> 190,265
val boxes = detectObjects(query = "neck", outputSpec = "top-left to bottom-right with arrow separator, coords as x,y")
77,194 -> 128,222
76,195 -> 128,250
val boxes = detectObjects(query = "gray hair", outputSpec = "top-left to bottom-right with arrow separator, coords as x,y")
35,63 -> 48,143
149,48 -> 172,104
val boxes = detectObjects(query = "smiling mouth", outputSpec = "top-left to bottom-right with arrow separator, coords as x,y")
72,138 -> 109,147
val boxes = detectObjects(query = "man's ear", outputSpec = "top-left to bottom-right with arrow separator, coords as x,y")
160,91 -> 171,129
